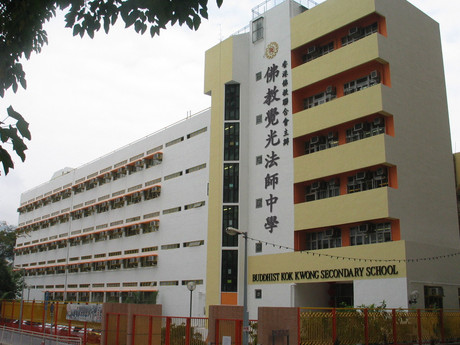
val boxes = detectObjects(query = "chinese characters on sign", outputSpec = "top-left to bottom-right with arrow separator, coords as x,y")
262,58 -> 290,233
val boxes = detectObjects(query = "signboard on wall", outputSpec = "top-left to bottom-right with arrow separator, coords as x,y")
66,303 -> 103,323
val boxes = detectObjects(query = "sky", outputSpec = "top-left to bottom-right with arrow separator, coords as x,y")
0,0 -> 459,225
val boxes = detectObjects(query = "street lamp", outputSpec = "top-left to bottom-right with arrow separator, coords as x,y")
15,267 -> 25,330
187,281 -> 196,318
225,227 -> 249,345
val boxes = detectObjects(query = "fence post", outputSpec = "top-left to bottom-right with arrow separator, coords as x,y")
0,300 -> 4,322
54,301 -> 59,335
439,309 -> 445,343
132,314 -> 137,345
148,316 -> 153,345
392,309 -> 397,344
185,317 -> 191,345
31,300 -> 35,324
215,319 -> 220,345
11,300 -> 14,321
165,317 -> 172,345
84,321 -> 87,345
297,308 -> 301,345
42,302 -> 46,333
417,309 -> 422,345
364,309 -> 369,345
236,320 -> 242,345
104,313 -> 110,345
116,314 -> 121,345
332,308 -> 337,344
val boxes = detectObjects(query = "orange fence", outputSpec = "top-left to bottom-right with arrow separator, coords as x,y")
299,307 -> 460,345
0,300 -> 101,345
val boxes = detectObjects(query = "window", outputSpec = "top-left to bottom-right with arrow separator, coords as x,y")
346,117 -> 385,143
347,167 -> 388,194
255,289 -> 262,299
141,256 -> 157,267
305,132 -> 338,154
256,155 -> 262,165
350,222 -> 391,246
163,206 -> 181,215
256,198 -> 263,208
165,136 -> 184,147
221,250 -> 238,292
341,22 -> 378,47
305,179 -> 340,202
160,281 -> 179,286
302,41 -> 334,63
256,114 -> 262,125
255,242 -> 262,253
183,240 -> 204,247
164,171 -> 182,181
306,228 -> 342,250
223,164 -> 239,203
222,206 -> 238,247
142,220 -> 159,233
161,243 -> 180,250
304,87 -> 336,109
252,17 -> 263,42
187,127 -> 207,139
424,286 -> 443,309
255,72 -> 262,81
224,123 -> 239,161
225,84 -> 240,120
186,163 -> 206,174
184,201 -> 205,210
344,71 -> 380,95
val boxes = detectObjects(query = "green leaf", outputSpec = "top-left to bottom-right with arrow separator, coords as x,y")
16,119 -> 31,141
0,146 -> 14,175
216,0 -> 223,8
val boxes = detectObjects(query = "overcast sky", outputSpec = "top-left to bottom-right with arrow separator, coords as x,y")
1,0 -> 459,225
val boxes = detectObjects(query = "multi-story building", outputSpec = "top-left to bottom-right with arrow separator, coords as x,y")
15,0 -> 460,317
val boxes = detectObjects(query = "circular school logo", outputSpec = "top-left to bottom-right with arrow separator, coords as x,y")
265,42 -> 279,59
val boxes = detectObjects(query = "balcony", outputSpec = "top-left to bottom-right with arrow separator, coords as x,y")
294,187 -> 391,231
294,134 -> 392,183
293,35 -> 385,91
293,84 -> 392,138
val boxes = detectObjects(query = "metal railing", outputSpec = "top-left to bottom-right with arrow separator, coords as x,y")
0,325 -> 82,345
299,307 -> 460,345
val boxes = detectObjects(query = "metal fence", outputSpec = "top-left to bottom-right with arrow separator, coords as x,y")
104,314 -> 209,345
0,325 -> 82,345
0,300 -> 101,345
299,307 -> 460,345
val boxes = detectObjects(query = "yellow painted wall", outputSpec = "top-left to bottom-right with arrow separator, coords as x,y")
204,37 -> 235,312
249,240 -> 406,284
295,187 -> 390,230
294,134 -> 390,183
291,0 -> 376,50
292,34 -> 384,91
292,84 -> 388,138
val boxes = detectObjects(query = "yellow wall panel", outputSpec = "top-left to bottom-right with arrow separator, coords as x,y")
294,187 -> 390,230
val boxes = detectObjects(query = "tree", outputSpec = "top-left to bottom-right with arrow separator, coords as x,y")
0,221 -> 20,299
0,0 -> 223,175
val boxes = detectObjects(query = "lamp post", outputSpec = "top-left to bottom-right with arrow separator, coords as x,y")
225,227 -> 249,345
187,281 -> 196,318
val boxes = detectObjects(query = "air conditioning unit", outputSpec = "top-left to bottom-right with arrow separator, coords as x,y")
327,132 -> 335,139
353,122 -> 364,132
307,45 -> 317,55
135,160 -> 143,167
356,171 -> 366,180
373,117 -> 384,126
311,181 -> 321,190
310,136 -> 320,145
370,70 -> 379,79
358,224 -> 370,233
324,228 -> 334,237
326,85 -> 334,94
375,167 -> 385,176
328,179 -> 338,186
349,27 -> 361,36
